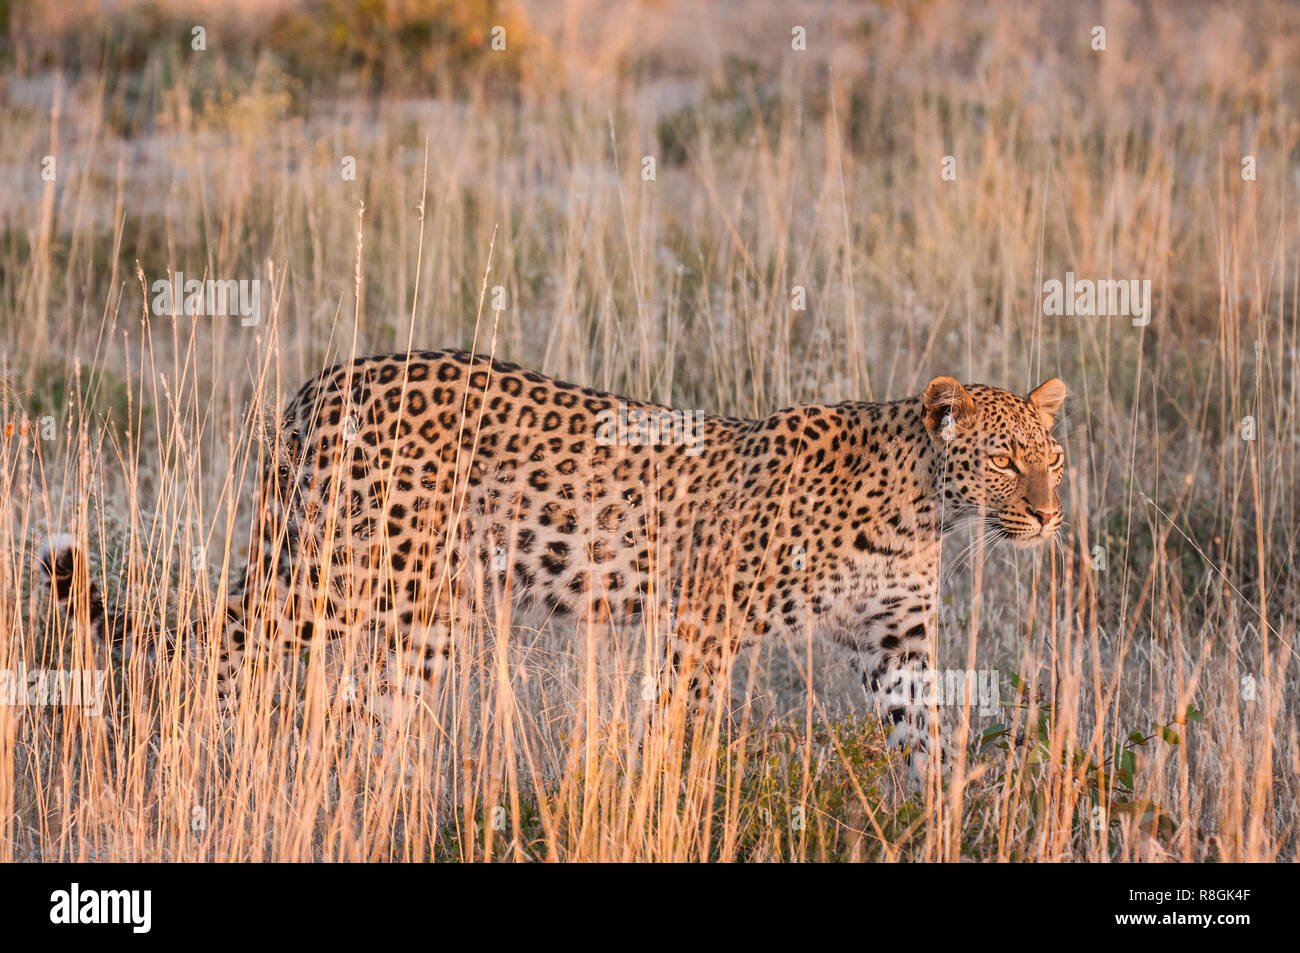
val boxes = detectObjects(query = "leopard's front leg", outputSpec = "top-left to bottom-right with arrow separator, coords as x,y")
855,608 -> 939,782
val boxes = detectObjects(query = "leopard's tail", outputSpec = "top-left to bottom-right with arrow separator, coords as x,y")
39,534 -> 166,658
39,535 -> 113,641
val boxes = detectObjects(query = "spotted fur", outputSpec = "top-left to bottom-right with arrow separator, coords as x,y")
43,350 -> 1066,774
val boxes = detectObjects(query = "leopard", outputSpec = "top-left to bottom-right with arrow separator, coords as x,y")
41,348 -> 1066,776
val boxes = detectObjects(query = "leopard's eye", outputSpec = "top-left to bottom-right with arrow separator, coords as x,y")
1049,451 -> 1064,467
990,454 -> 1014,471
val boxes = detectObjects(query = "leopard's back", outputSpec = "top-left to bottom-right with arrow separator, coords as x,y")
267,349 -> 760,631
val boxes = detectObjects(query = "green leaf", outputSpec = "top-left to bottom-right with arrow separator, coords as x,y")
1009,672 -> 1026,692
1158,724 -> 1181,745
1128,730 -> 1148,746
1185,705 -> 1203,723
979,724 -> 1010,750
1152,812 -> 1178,840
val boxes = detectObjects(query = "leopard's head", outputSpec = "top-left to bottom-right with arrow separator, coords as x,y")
921,376 -> 1066,545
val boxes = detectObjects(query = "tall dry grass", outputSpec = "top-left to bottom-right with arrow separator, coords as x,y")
0,0 -> 1296,860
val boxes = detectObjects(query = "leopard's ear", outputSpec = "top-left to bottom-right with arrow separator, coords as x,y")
1028,378 -> 1066,429
922,376 -> 975,436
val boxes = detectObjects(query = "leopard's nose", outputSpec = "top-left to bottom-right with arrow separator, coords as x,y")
1027,506 -> 1060,528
